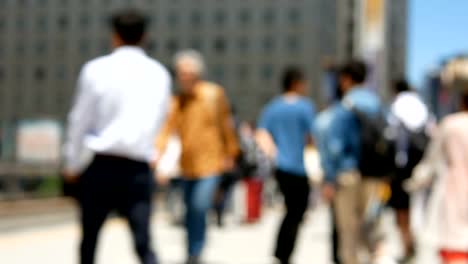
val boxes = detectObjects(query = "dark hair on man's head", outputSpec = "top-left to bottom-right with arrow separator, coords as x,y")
461,93 -> 468,110
111,9 -> 147,45
339,60 -> 368,84
393,78 -> 411,93
282,67 -> 304,92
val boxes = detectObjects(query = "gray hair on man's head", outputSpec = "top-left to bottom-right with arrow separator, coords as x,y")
173,49 -> 206,75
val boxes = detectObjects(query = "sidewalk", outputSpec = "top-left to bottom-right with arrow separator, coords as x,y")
0,202 -> 440,264
0,205 -> 331,264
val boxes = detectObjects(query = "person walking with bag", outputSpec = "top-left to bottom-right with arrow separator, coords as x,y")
321,61 -> 385,264
388,79 -> 431,263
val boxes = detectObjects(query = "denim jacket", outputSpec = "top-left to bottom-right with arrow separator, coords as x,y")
315,103 -> 342,183
318,86 -> 381,184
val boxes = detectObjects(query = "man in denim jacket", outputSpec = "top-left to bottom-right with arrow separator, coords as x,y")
321,61 -> 382,264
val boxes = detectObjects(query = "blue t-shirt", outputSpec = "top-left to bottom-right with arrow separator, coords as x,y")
258,96 -> 316,176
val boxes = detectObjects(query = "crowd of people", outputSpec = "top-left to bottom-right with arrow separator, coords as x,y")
62,9 -> 468,264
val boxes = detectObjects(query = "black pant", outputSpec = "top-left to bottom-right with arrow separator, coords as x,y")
274,169 -> 311,264
214,170 -> 239,226
79,155 -> 157,264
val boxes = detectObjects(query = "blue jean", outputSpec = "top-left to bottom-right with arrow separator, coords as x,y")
183,175 -> 220,257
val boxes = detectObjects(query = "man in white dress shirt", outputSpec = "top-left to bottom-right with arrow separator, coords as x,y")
62,10 -> 171,264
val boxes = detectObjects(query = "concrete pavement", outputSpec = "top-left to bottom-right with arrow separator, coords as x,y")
0,205 -> 331,264
0,203 -> 439,264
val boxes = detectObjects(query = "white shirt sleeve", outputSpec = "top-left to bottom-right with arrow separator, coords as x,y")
63,67 -> 98,175
152,75 -> 172,161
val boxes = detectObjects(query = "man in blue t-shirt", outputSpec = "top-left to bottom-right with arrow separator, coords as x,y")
257,67 -> 316,264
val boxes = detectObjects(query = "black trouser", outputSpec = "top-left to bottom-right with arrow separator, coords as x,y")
214,170 -> 239,226
79,155 -> 157,264
274,169 -> 311,264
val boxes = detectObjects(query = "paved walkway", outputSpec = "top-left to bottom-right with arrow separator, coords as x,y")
0,205 -> 331,264
0,204 -> 439,264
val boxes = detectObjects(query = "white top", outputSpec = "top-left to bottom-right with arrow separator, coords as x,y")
411,113 -> 468,251
63,46 -> 171,174
391,91 -> 429,132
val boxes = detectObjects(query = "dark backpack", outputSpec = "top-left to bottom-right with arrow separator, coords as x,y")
350,107 -> 397,177
398,123 -> 430,171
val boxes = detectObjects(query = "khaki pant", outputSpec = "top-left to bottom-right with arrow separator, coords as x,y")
334,172 -> 385,264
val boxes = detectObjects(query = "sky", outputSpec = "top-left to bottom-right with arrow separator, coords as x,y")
408,0 -> 468,87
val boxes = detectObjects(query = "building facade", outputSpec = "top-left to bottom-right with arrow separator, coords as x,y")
0,0 -> 406,122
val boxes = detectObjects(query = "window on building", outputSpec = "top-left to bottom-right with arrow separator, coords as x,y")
16,16 -> 25,32
214,37 -> 227,54
263,8 -> 275,26
15,65 -> 24,81
36,41 -> 47,55
80,13 -> 90,28
34,94 -> 43,113
56,66 -> 66,81
34,67 -> 46,82
37,16 -> 47,33
99,0 -> 111,6
16,0 -> 27,7
214,9 -> 226,27
237,64 -> 249,80
287,36 -> 301,54
36,0 -> 48,7
261,64 -> 273,81
237,37 -> 249,53
0,66 -> 4,82
213,66 -> 225,81
148,16 -> 157,28
59,0 -> 69,7
168,12 -> 179,28
190,38 -> 202,51
346,21 -> 354,56
80,40 -> 90,55
191,11 -> 202,28
238,9 -> 251,26
57,15 -> 68,30
289,8 -> 301,25
0,17 -> 5,32
57,93 -> 68,114
100,16 -> 109,29
166,39 -> 179,54
263,36 -> 275,53
16,42 -> 25,57
56,39 -> 66,55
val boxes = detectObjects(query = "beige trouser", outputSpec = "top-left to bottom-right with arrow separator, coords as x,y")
334,171 -> 384,264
